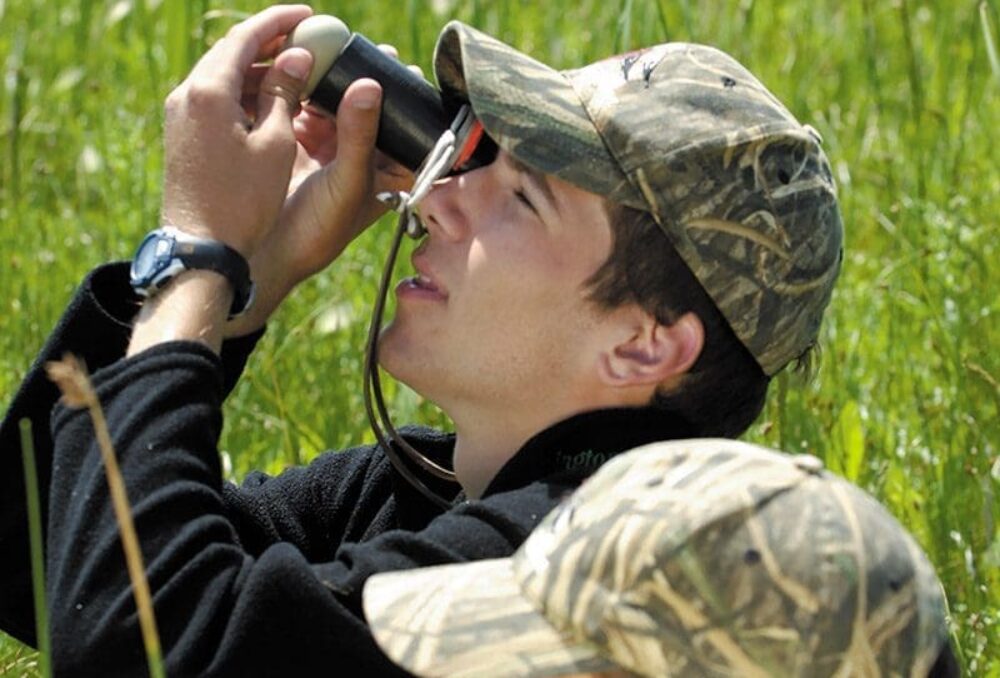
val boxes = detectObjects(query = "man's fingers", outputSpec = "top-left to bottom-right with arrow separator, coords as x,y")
374,155 -> 415,191
308,79 -> 382,217
222,5 -> 312,70
376,44 -> 425,80
243,63 -> 271,96
253,47 -> 313,138
294,105 -> 339,161
259,34 -> 288,61
240,64 -> 269,118
330,79 -> 381,175
190,5 -> 313,99
377,43 -> 399,60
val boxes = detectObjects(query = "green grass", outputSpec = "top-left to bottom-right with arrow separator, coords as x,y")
1,0 -> 997,674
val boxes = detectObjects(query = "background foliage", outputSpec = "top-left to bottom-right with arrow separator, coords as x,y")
1,0 -> 997,674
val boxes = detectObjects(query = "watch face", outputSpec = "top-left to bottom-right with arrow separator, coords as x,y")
133,237 -> 158,277
130,230 -> 176,290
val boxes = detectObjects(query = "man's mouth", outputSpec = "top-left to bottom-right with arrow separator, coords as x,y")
410,274 -> 440,292
397,266 -> 447,300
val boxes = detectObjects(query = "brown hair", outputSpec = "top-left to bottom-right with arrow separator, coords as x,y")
586,203 -> 771,437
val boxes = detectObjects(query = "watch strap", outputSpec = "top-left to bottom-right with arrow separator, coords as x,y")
171,236 -> 254,318
131,227 -> 255,318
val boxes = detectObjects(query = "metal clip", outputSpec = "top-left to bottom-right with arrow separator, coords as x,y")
375,105 -> 476,240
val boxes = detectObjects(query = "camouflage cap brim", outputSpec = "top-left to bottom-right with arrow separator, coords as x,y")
364,557 -> 614,678
365,440 -> 948,678
434,22 -> 644,209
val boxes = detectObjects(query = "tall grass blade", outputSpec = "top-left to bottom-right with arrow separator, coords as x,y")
982,2 -> 1000,85
678,0 -> 694,38
76,0 -> 95,61
45,355 -> 165,678
165,0 -> 190,86
860,0 -> 897,194
898,0 -> 927,200
5,33 -> 26,204
775,370 -> 788,453
653,0 -> 671,39
615,0 -> 634,51
831,400 -> 866,482
131,0 -> 162,92
19,419 -> 50,678
949,11 -> 982,188
739,0 -> 756,52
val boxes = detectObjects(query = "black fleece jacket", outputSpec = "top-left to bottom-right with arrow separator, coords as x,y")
0,263 -> 695,677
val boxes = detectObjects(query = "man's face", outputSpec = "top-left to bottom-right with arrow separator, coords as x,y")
378,151 -> 614,423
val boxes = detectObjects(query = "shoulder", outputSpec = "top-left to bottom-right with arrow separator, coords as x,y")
456,471 -> 585,536
293,425 -> 454,481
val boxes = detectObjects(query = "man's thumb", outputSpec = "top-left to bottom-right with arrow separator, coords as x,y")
254,47 -> 313,134
331,79 -> 383,175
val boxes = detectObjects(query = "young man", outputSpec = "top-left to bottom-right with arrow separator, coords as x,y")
364,439 -> 955,677
0,5 -> 842,675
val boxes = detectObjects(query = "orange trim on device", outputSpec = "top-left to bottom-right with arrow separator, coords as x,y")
453,119 -> 486,170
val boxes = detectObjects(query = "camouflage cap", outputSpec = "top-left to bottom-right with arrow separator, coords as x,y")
364,440 -> 948,677
433,24 -> 843,375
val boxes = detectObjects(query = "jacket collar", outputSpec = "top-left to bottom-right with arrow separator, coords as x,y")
482,407 -> 696,497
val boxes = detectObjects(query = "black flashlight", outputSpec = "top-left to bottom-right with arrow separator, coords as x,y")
286,15 -> 497,174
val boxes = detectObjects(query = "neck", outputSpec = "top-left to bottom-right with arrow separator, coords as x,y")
450,401 -> 698,500
449,391 -> 596,498
447,400 -> 634,498
446,385 -> 659,498
450,412 -> 539,499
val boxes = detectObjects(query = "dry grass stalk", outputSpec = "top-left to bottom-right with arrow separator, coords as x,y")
45,354 -> 166,678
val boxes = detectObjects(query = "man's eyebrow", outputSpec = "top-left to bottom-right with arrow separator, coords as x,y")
508,155 -> 559,213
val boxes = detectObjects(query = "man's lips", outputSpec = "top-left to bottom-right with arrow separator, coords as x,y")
413,273 -> 441,292
396,274 -> 447,301
398,255 -> 447,299
405,273 -> 441,293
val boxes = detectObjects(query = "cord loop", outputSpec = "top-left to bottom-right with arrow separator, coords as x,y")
365,107 -> 481,508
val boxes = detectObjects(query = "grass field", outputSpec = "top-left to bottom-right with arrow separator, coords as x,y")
1,0 -> 998,675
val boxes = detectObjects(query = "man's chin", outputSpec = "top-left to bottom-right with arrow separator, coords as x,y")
376,326 -> 410,381
376,319 -> 447,394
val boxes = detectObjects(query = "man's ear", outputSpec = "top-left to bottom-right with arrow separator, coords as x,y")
598,311 -> 704,388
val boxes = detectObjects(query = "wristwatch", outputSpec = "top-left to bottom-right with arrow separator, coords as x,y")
130,226 -> 255,318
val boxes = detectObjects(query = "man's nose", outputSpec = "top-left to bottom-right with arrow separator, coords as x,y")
418,175 -> 471,243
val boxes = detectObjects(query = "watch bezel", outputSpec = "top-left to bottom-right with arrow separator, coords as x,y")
130,230 -> 185,297
129,227 -> 254,318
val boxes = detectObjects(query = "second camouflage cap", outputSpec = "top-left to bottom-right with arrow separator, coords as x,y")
364,439 -> 948,677
434,25 -> 844,375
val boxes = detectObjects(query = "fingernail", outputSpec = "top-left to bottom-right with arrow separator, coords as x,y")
281,59 -> 309,82
352,89 -> 381,111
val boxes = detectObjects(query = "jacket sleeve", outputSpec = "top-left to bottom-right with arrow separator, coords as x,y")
45,342 -> 563,677
0,263 -> 261,646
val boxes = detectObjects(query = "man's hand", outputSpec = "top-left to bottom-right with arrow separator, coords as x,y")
161,4 -> 314,258
132,5 -> 418,351
129,4 -> 325,356
226,49 -> 415,338
278,85 -> 413,278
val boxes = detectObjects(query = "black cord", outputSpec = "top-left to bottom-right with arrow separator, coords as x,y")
363,208 -> 457,510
